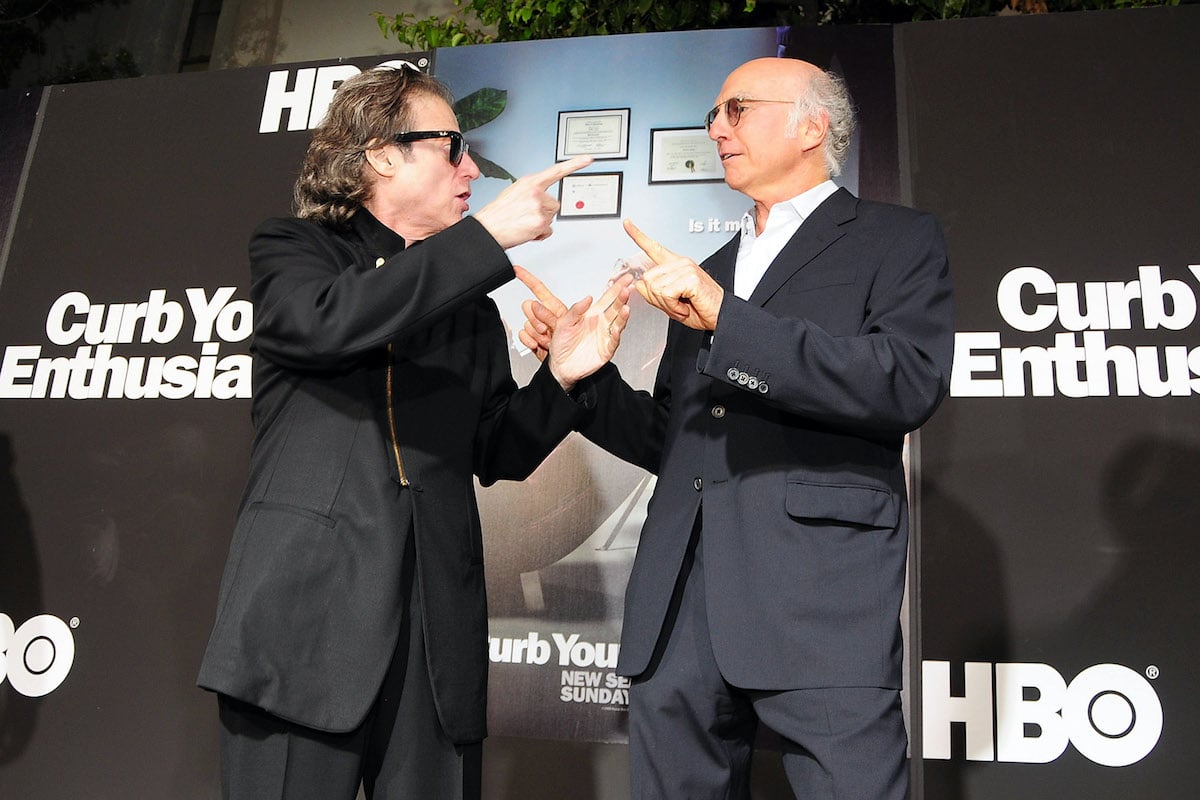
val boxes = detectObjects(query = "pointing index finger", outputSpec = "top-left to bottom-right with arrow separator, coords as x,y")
623,219 -> 678,266
529,155 -> 594,190
513,264 -> 569,316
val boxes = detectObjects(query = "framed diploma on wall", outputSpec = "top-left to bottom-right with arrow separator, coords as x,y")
556,108 -> 631,160
558,172 -> 623,218
649,126 -> 723,183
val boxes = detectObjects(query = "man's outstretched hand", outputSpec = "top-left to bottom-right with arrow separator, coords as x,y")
623,219 -> 723,331
514,265 -> 633,391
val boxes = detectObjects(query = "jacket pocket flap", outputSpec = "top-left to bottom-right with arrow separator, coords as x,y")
785,479 -> 897,529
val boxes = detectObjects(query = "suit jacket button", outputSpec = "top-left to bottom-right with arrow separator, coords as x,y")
711,405 -> 725,419
758,382 -> 769,394
693,477 -> 703,491
737,371 -> 750,385
746,376 -> 759,390
727,367 -> 740,381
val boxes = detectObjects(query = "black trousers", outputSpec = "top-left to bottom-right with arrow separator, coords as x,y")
217,533 -> 481,800
628,522 -> 909,800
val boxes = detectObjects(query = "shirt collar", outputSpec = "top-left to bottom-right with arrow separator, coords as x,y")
790,179 -> 839,220
742,179 -> 840,239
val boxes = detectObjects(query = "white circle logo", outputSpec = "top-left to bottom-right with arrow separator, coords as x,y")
1063,663 -> 1163,767
0,613 -> 76,697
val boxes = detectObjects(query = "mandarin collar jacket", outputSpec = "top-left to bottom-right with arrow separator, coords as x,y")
199,211 -> 591,742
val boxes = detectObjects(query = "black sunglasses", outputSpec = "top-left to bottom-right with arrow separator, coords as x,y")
392,130 -> 469,166
704,97 -> 794,131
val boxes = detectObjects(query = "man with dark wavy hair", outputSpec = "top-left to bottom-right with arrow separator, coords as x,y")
198,65 -> 629,800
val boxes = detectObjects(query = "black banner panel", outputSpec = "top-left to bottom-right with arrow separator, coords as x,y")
901,7 -> 1200,798
0,54 -> 430,797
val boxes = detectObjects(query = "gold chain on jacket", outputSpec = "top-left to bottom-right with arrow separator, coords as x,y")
385,344 -> 409,486
377,255 -> 409,486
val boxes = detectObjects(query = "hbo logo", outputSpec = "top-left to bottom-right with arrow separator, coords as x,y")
923,661 -> 1163,767
1,613 -> 76,697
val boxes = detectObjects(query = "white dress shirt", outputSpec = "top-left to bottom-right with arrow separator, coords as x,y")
733,180 -> 839,300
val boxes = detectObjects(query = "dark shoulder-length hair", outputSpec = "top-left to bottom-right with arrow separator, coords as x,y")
292,66 -> 454,228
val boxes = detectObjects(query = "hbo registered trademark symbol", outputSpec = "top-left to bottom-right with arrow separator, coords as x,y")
1145,665 -> 1159,680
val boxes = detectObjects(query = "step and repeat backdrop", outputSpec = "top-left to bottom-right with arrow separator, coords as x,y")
1,6 -> 1196,797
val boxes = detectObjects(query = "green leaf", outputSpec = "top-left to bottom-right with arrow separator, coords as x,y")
454,88 -> 508,131
471,151 -> 516,182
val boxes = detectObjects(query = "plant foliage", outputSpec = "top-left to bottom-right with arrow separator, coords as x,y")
376,0 -> 1179,49
453,88 -> 515,181
0,0 -> 133,88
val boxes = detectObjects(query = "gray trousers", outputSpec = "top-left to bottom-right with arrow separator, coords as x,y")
628,523 -> 909,799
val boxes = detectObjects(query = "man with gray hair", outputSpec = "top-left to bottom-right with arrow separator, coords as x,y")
523,57 -> 955,798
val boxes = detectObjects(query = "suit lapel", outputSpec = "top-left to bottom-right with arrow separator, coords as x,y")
704,234 -> 740,292
747,188 -> 857,307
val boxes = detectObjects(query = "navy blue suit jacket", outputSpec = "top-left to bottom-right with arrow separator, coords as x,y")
582,188 -> 954,690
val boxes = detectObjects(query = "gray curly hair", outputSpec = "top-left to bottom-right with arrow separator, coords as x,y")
786,69 -> 855,178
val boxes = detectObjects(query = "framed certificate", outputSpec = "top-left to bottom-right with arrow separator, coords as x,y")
556,108 -> 630,161
649,126 -> 724,183
558,172 -> 623,218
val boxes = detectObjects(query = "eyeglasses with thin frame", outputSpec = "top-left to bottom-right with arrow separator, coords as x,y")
392,130 -> 469,166
704,97 -> 794,131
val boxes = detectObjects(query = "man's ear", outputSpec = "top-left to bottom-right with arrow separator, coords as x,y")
799,111 -> 829,155
364,145 -> 396,177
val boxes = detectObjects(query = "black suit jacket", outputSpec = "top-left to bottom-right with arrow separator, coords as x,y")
198,211 -> 586,742
582,189 -> 954,690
